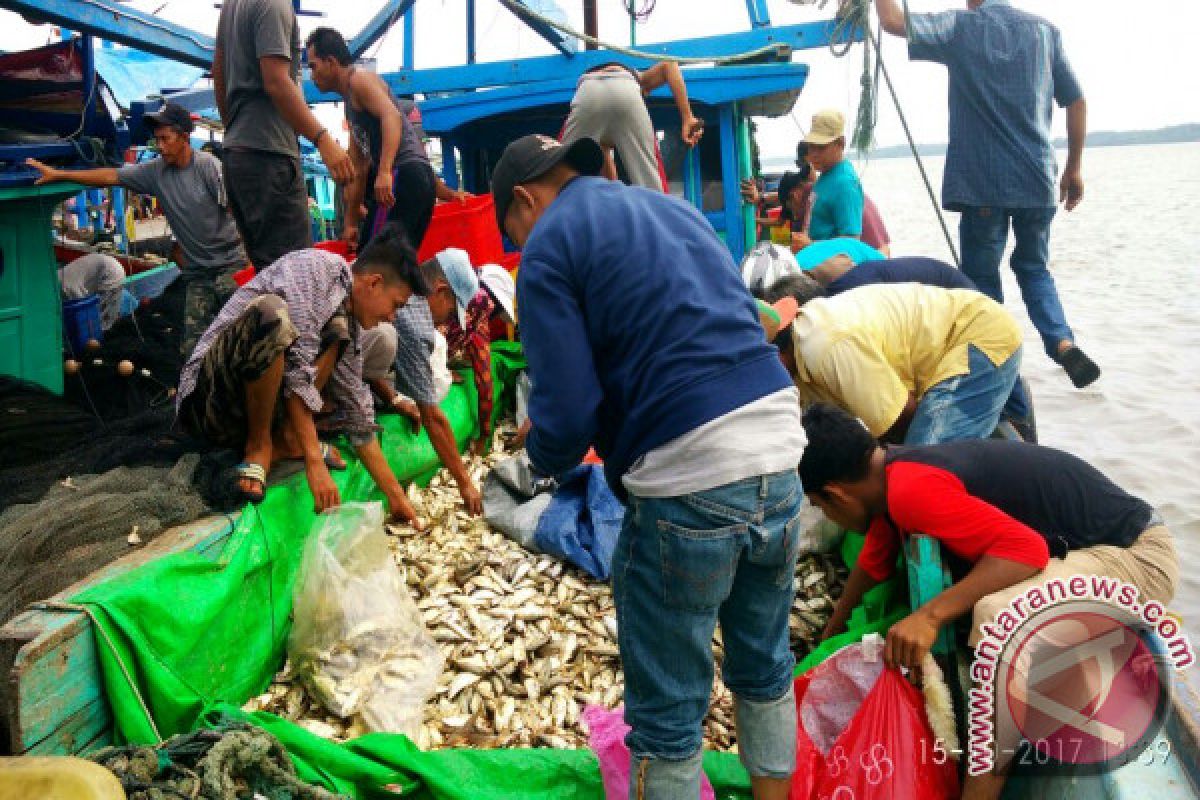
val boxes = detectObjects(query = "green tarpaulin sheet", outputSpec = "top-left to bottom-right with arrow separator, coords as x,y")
68,344 -> 902,799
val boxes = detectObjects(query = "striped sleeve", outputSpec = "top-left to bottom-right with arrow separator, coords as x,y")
907,10 -> 960,64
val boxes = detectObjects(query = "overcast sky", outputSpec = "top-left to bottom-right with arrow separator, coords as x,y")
2,0 -> 1197,159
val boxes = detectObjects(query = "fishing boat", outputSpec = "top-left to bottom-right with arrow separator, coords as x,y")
0,2 -> 1196,798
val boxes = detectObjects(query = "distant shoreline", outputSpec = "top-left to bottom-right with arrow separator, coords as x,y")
762,124 -> 1200,166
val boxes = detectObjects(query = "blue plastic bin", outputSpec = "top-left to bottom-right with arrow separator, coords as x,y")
62,295 -> 103,355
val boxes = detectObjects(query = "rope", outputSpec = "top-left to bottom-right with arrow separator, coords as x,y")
89,722 -> 347,800
495,0 -> 791,64
624,0 -> 656,24
826,0 -> 876,152
33,600 -> 165,743
863,24 -> 961,267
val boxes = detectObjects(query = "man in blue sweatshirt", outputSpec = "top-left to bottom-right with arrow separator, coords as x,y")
493,134 -> 807,800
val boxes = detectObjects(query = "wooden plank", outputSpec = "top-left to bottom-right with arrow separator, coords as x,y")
23,697 -> 111,757
1,514 -> 238,755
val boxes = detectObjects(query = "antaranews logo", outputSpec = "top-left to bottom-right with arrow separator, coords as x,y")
968,575 -> 1193,776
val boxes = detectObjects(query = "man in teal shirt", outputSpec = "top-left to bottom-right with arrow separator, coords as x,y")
802,109 -> 864,244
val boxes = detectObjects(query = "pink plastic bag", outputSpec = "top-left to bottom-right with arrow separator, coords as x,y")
583,705 -> 716,800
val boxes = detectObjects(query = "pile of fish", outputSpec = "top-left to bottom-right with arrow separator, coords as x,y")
244,431 -> 847,751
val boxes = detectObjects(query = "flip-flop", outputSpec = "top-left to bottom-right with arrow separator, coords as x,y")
320,442 -> 347,471
232,462 -> 267,504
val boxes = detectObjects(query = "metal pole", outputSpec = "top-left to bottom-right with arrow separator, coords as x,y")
466,0 -> 477,64
403,6 -> 415,69
583,0 -> 598,51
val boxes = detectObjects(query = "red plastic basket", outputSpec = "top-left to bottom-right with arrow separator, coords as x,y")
313,239 -> 353,261
498,251 -> 521,275
417,194 -> 505,265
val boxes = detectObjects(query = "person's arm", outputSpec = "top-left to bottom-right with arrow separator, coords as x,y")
420,404 -> 483,515
601,147 -> 619,182
823,564 -> 882,639
901,7 -> 959,63
435,177 -> 470,204
880,464 -> 1051,669
823,514 -> 899,638
355,437 -> 422,525
340,135 -> 370,248
1060,98 -> 1086,211
639,61 -> 702,146
353,73 -> 402,208
874,0 -> 907,38
212,40 -> 229,123
518,256 -> 603,476
284,393 -> 340,512
25,159 -> 118,188
887,555 -> 1042,669
1053,35 -> 1087,212
258,56 -> 354,184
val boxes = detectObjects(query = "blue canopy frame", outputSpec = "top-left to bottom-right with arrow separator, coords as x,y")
0,0 -> 861,259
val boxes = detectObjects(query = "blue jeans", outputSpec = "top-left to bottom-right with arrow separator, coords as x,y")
906,344 -> 1022,445
613,471 -> 803,799
959,206 -> 1073,359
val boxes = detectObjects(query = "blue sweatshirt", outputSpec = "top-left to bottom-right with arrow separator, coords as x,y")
518,176 -> 793,498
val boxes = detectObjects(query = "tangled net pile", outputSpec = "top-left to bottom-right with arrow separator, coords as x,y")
90,720 -> 344,800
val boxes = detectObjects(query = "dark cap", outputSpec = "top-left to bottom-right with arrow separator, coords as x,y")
492,134 -> 604,232
144,102 -> 194,135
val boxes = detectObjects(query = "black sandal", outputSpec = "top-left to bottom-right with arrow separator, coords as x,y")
1057,345 -> 1100,389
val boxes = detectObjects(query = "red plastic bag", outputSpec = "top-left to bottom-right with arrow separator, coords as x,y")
790,641 -> 959,800
583,705 -> 715,800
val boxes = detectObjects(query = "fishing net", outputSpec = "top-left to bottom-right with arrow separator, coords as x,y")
0,456 -> 209,625
90,718 -> 344,800
0,376 -> 209,625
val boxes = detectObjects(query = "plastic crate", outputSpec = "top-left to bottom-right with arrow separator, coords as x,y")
417,194 -> 504,265
62,295 -> 102,355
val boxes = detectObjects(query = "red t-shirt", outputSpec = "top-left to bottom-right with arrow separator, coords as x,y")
857,461 -> 1050,581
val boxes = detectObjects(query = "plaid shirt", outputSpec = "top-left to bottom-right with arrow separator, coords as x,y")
392,296 -> 439,406
440,289 -> 495,438
908,0 -> 1083,210
177,249 -> 377,444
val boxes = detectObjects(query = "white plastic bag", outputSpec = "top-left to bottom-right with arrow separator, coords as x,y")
289,503 -> 442,736
741,241 -> 802,294
430,331 -> 453,404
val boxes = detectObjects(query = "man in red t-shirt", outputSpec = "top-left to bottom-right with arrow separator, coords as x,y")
798,403 -> 1177,798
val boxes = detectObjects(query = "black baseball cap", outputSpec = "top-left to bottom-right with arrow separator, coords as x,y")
492,134 -> 604,232
144,102 -> 195,135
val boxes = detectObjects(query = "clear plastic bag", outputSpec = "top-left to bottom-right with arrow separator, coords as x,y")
289,503 -> 442,737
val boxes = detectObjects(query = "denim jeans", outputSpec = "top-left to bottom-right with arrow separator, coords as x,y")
905,344 -> 1022,445
959,206 -> 1073,358
612,470 -> 804,799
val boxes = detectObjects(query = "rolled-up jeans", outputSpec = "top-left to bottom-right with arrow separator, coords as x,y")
612,470 -> 804,799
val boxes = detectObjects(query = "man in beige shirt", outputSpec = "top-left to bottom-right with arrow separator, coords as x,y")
766,279 -> 1023,444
